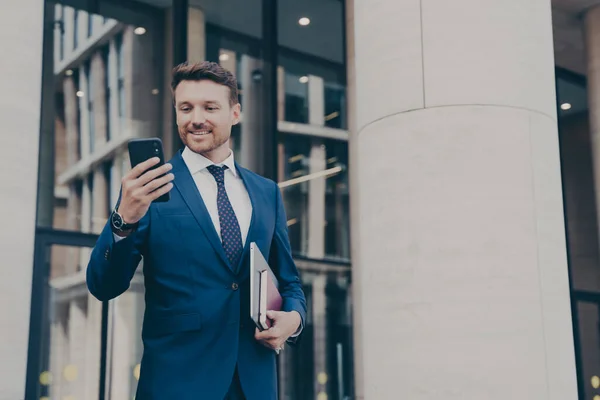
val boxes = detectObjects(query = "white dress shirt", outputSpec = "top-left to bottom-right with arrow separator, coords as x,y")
181,147 -> 253,244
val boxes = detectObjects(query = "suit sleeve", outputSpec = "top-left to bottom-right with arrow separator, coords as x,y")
86,209 -> 150,301
268,183 -> 307,341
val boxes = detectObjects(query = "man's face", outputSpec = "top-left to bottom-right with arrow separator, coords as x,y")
174,79 -> 240,157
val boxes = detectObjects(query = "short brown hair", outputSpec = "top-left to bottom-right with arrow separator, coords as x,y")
171,61 -> 239,106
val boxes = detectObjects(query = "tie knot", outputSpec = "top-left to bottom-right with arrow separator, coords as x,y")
207,164 -> 227,184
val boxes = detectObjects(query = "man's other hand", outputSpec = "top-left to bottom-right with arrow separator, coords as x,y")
254,310 -> 301,351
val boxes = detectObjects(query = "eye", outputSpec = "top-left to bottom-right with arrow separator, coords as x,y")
180,106 -> 191,112
206,106 -> 218,111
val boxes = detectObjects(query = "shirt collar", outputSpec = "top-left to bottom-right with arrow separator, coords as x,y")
181,147 -> 238,177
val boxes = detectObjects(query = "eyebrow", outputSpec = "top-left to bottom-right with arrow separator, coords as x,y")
177,100 -> 222,106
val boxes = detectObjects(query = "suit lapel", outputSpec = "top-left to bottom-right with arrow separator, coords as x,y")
171,152 -> 231,270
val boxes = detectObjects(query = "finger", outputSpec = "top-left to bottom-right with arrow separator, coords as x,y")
138,163 -> 173,187
125,157 -> 161,180
267,339 -> 284,350
149,182 -> 174,201
255,328 -> 277,340
142,173 -> 175,195
266,310 -> 284,320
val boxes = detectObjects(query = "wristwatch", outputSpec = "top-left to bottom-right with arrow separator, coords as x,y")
110,209 -> 138,234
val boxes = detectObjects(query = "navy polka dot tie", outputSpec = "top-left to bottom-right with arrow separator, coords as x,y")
206,165 -> 243,270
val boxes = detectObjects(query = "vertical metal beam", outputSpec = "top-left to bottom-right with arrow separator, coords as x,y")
171,0 -> 188,153
98,300 -> 109,400
36,0 -> 57,229
262,0 -> 277,181
555,70 -> 585,400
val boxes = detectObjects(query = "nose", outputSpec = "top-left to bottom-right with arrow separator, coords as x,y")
191,107 -> 206,124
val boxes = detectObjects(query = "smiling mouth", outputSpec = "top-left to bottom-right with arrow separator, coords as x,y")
189,130 -> 211,136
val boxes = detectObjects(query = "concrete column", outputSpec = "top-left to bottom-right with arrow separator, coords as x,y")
277,66 -> 285,121
239,54 -> 264,172
0,0 -> 44,398
585,6 -> 600,273
110,291 -> 145,398
350,0 -> 577,399
312,275 -> 328,400
108,39 -> 119,140
68,299 -> 87,399
308,75 -> 325,126
79,67 -> 91,157
92,51 -> 108,145
307,142 -> 326,259
123,27 -> 135,137
188,7 -> 206,63
64,76 -> 81,163
162,8 -> 175,158
345,1 -> 364,398
84,295 -> 102,398
91,167 -> 108,234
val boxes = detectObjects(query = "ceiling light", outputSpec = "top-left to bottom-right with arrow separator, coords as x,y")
219,53 -> 230,61
65,69 -> 73,76
299,76 -> 309,84
134,27 -> 146,35
298,17 -> 310,26
560,103 -> 572,110
151,88 -> 159,95
76,91 -> 84,97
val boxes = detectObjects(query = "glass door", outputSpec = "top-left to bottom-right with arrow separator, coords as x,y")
25,228 -> 104,400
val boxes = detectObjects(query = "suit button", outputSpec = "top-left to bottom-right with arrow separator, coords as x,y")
104,249 -> 110,260
231,282 -> 239,290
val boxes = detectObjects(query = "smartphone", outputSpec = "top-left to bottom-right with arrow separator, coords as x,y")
127,138 -> 170,203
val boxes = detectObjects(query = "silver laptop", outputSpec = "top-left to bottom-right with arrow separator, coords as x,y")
249,242 -> 279,330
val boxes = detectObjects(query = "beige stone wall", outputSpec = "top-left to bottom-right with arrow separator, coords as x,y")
349,0 -> 577,398
0,0 -> 44,397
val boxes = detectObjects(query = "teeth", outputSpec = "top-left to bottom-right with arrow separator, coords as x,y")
191,131 -> 210,135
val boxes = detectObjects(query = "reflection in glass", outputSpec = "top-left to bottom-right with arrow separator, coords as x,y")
576,301 -> 600,400
284,71 -> 309,124
278,133 -> 349,261
324,82 -> 346,130
37,244 -> 100,400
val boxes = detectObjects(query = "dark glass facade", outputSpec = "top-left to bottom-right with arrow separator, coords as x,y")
28,0 -> 353,399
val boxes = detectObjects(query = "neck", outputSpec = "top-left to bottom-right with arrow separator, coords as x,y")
199,144 -> 231,164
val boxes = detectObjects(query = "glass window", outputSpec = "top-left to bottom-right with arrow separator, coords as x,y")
278,0 -> 346,130
38,2 -> 169,398
278,133 -> 349,261
283,71 -> 309,124
276,3 -> 351,400
36,2 -> 351,400
33,244 -> 102,400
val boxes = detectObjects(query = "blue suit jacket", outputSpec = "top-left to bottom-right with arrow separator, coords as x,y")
86,150 -> 307,400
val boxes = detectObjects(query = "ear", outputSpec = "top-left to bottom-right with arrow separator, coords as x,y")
231,103 -> 241,125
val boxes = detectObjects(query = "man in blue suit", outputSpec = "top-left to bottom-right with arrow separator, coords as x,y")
86,61 -> 307,400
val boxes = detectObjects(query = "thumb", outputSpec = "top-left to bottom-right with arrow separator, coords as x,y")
266,310 -> 283,319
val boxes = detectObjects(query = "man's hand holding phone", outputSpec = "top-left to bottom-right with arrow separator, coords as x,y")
117,157 -> 174,227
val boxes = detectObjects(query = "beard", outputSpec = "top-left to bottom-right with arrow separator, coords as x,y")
178,124 -> 230,155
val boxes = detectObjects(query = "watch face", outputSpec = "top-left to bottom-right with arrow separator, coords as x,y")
111,212 -> 123,229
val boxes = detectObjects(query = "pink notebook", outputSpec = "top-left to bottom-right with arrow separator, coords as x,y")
258,269 -> 282,329
250,242 -> 282,331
